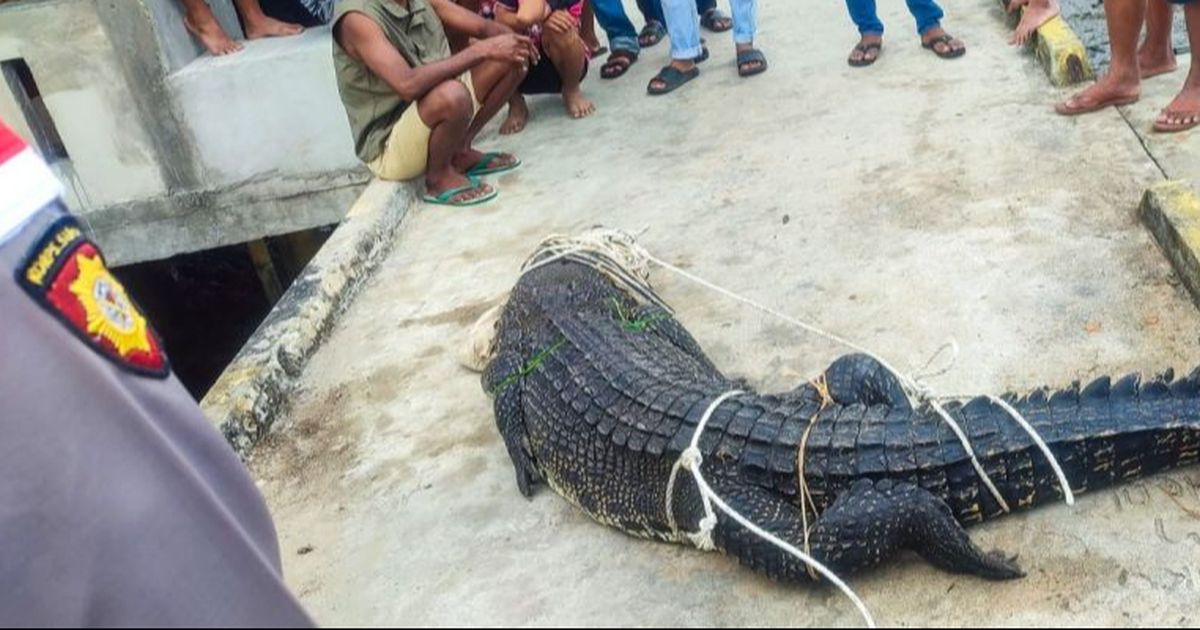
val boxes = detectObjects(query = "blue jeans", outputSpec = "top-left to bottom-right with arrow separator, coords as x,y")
592,0 -> 641,53
636,0 -> 717,25
845,0 -> 944,35
661,0 -> 756,59
592,0 -> 723,54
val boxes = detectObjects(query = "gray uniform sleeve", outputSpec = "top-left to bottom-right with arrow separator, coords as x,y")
0,201 -> 314,627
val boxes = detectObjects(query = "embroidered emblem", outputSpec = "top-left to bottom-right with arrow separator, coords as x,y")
18,218 -> 169,377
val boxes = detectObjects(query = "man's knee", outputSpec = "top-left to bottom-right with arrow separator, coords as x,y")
541,27 -> 578,56
422,80 -> 473,123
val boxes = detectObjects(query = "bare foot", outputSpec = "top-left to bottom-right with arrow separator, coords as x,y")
563,87 -> 595,119
1155,80 -> 1200,131
1138,46 -> 1178,79
451,149 -> 518,174
1055,73 -> 1140,115
183,14 -> 242,56
501,96 -> 528,135
1011,0 -> 1059,46
243,15 -> 304,39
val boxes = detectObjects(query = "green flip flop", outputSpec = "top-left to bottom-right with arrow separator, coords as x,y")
465,151 -> 521,177
422,178 -> 497,207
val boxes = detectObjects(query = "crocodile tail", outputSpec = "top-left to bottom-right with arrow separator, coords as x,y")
944,367 -> 1200,520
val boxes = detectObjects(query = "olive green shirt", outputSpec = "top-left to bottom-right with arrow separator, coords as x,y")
333,0 -> 453,162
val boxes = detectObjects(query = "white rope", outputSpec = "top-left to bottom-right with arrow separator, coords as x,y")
638,249 -> 1028,510
987,394 -> 1076,506
634,244 -> 1077,514
665,390 -> 877,629
665,390 -> 743,550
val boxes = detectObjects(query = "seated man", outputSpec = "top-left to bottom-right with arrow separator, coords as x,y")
333,0 -> 535,206
488,0 -> 596,134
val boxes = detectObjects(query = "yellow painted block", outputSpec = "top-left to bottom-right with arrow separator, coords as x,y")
1140,180 -> 1200,307
998,0 -> 1095,87
1033,16 -> 1094,87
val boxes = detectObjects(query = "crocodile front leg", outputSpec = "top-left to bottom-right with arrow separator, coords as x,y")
484,351 -> 542,498
823,353 -> 912,410
710,479 -> 1022,582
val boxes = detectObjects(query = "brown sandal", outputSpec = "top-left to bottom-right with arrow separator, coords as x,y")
848,42 -> 882,67
922,34 -> 965,59
601,50 -> 638,80
1054,92 -> 1139,116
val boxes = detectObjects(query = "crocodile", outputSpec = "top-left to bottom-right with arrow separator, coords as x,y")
482,257 -> 1200,583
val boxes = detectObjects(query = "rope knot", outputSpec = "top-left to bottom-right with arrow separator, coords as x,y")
688,513 -> 718,551
679,447 -> 703,471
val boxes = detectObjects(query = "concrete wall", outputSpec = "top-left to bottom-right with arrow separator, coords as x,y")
0,0 -> 367,265
0,0 -> 169,208
169,26 -> 361,189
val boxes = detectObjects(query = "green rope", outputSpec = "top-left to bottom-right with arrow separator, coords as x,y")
490,338 -> 565,396
610,297 -> 669,332
622,311 -> 668,332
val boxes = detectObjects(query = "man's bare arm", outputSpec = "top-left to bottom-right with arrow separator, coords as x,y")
336,12 -> 529,102
432,0 -> 511,39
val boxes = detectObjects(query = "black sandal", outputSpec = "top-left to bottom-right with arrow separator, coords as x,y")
922,34 -> 965,59
848,42 -> 882,67
700,8 -> 732,33
737,49 -> 768,77
601,49 -> 638,80
639,21 -> 666,47
647,65 -> 700,95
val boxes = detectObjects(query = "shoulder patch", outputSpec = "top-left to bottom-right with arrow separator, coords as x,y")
17,218 -> 169,378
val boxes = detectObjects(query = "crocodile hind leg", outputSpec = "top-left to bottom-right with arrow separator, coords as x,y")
810,479 -> 1023,579
710,479 -> 1022,582
823,353 -> 912,410
483,351 -> 542,498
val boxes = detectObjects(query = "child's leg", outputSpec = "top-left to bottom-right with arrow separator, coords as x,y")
542,26 -> 596,119
581,0 -> 603,52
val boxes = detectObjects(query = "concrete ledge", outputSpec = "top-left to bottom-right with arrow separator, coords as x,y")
1000,0 -> 1094,87
1140,179 -> 1200,306
88,168 -> 370,267
200,179 -> 417,457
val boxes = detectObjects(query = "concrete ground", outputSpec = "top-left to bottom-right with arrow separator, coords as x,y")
1120,54 -> 1200,182
249,0 -> 1200,625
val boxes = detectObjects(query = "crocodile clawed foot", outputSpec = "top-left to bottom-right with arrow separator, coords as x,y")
514,464 -> 540,499
978,550 -> 1025,580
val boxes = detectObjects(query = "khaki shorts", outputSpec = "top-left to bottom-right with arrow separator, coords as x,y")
367,73 -> 480,181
